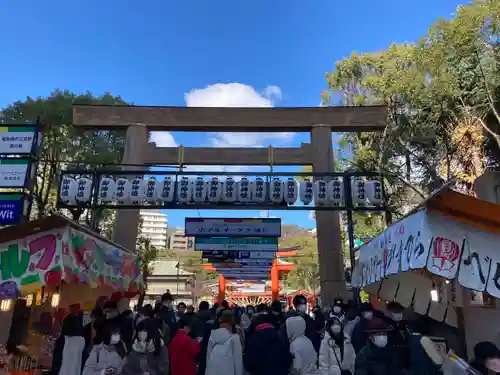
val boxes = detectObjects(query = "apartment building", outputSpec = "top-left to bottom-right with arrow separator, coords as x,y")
169,230 -> 194,252
139,210 -> 168,248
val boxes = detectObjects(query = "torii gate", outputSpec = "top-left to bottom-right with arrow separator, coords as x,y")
72,105 -> 386,304
203,246 -> 298,302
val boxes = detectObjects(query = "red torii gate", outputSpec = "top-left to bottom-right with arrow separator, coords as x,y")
203,247 -> 297,302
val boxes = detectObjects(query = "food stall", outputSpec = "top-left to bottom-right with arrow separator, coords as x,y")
352,188 -> 500,359
0,214 -> 143,374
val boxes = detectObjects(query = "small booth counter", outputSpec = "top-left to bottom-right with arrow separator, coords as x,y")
352,189 -> 500,359
0,215 -> 143,374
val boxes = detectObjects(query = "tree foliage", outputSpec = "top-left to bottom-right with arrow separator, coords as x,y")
324,0 -> 500,215
281,235 -> 319,291
136,235 -> 159,308
0,90 -> 127,224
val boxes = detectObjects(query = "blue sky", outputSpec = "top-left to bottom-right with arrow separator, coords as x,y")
0,0 -> 464,229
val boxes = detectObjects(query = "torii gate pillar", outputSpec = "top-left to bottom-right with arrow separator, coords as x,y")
113,124 -> 148,250
311,125 -> 346,305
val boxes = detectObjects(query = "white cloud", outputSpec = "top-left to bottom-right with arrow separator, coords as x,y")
184,83 -> 295,147
149,131 -> 178,147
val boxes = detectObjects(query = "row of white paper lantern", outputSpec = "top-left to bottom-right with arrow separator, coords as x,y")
59,176 -> 383,206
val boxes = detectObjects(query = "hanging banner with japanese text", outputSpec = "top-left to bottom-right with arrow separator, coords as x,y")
0,226 -> 143,299
352,209 -> 500,298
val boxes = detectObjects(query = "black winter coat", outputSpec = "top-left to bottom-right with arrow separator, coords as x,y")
354,342 -> 401,375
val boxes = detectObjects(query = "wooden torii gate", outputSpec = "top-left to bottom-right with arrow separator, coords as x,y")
72,104 -> 386,304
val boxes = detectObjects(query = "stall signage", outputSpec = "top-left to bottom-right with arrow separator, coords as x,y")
186,218 -> 281,237
0,227 -> 143,299
0,194 -> 24,225
353,209 -> 500,299
0,159 -> 31,188
0,126 -> 37,154
195,237 -> 278,251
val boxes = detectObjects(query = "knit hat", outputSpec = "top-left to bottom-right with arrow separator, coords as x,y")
364,318 -> 391,333
474,341 -> 500,360
386,301 -> 404,313
359,302 -> 373,312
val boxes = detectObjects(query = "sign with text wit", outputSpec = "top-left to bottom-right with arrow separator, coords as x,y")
185,218 -> 281,237
195,237 -> 278,251
0,194 -> 25,225
202,250 -> 276,260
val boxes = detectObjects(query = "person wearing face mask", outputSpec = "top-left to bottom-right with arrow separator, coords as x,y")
122,319 -> 169,375
82,329 -> 127,375
281,295 -> 321,354
158,291 -> 178,344
384,301 -> 411,373
470,341 -> 500,375
319,317 -> 356,375
351,303 -> 374,354
329,298 -> 346,324
354,318 -> 399,375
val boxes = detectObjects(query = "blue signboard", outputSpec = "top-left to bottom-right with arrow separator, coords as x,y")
0,194 -> 23,225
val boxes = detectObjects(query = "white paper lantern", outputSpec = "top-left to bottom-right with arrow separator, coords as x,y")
177,176 -> 192,203
237,177 -> 252,203
314,180 -> 329,205
144,178 -> 158,203
251,178 -> 266,203
99,177 -> 116,203
328,179 -> 343,206
284,178 -> 298,205
270,178 -> 284,204
193,177 -> 208,203
158,177 -> 175,202
207,177 -> 222,203
115,178 -> 131,205
299,179 -> 314,205
75,177 -> 92,203
59,177 -> 78,205
129,178 -> 146,205
351,178 -> 367,206
222,177 -> 237,202
366,180 -> 383,205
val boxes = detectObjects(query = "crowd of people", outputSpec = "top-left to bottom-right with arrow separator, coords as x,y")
50,292 -> 500,375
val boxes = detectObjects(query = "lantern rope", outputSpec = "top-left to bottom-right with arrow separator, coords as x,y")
177,145 -> 185,172
268,145 -> 274,173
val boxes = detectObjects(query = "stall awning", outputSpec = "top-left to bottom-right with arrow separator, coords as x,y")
352,189 -> 500,328
0,215 -> 143,298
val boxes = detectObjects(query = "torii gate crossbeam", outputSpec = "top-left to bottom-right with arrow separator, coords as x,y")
72,104 -> 387,304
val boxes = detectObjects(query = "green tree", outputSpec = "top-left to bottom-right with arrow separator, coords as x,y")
136,236 -> 159,308
324,0 -> 500,214
281,235 -> 319,292
0,90 -> 128,224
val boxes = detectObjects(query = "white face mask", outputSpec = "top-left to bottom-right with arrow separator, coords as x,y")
372,335 -> 388,348
392,312 -> 403,322
110,334 -> 120,344
333,306 -> 342,314
330,325 -> 342,334
363,312 -> 373,320
137,331 -> 148,342
297,304 -> 307,314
